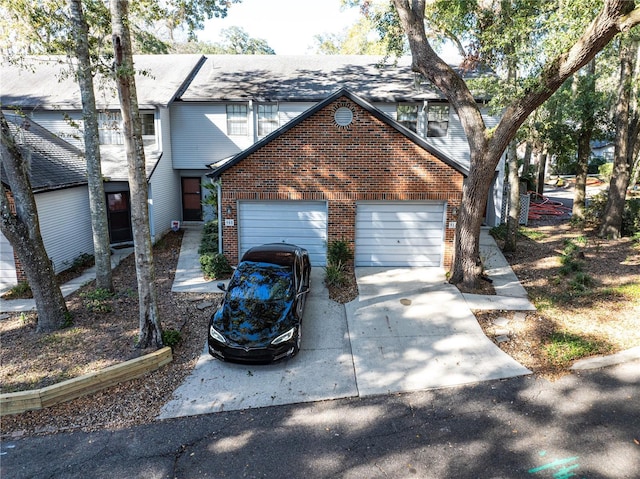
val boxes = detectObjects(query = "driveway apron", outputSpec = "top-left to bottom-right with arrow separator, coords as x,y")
345,267 -> 532,397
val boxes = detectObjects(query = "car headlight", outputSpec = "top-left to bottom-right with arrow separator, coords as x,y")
209,325 -> 227,344
272,327 -> 295,345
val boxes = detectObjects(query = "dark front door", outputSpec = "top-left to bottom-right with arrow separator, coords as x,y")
182,177 -> 202,221
106,192 -> 133,243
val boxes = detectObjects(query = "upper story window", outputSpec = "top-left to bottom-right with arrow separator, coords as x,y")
98,111 -> 155,144
141,113 -> 155,137
426,103 -> 450,137
226,104 -> 248,136
397,104 -> 419,133
257,104 -> 279,137
98,111 -> 123,145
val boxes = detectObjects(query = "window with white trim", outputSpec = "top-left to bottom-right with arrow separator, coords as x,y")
226,104 -> 248,136
426,103 -> 450,137
98,111 -> 123,144
257,104 -> 279,136
141,113 -> 155,137
396,103 -> 419,133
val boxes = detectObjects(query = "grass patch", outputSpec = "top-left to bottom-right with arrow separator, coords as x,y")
543,331 -> 612,367
519,227 -> 547,241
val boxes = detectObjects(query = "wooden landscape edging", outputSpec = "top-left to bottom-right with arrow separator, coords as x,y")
0,346 -> 173,416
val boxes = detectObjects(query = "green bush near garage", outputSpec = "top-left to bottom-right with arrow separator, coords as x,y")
198,220 -> 219,255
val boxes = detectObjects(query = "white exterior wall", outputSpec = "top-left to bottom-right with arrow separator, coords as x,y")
35,187 -> 94,274
0,232 -> 17,290
171,102 -> 315,169
171,103 -> 254,169
149,107 -> 181,240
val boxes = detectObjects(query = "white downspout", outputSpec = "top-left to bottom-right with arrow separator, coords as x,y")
216,180 -> 223,253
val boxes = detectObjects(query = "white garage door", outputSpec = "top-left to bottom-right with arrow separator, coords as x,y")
355,201 -> 446,267
238,201 -> 328,266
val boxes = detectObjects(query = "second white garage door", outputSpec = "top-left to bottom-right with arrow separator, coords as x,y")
238,201 -> 328,266
355,201 -> 446,267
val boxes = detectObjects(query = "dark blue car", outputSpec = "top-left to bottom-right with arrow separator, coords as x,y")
208,244 -> 311,363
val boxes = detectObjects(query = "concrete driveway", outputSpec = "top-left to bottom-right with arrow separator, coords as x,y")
159,267 -> 358,419
159,237 -> 531,419
346,267 -> 531,397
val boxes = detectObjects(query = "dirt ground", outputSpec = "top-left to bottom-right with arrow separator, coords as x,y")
1,211 -> 639,437
1,231 -> 223,437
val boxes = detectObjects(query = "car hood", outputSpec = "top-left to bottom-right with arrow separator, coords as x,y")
213,298 -> 295,347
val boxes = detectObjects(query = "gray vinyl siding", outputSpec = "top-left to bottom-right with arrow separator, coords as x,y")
29,110 -> 84,149
171,103 -> 253,169
149,107 -> 181,240
35,187 -> 94,274
277,102 -> 314,124
171,102 -> 318,168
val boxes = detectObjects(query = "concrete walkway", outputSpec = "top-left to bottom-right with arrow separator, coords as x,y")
463,228 -> 537,311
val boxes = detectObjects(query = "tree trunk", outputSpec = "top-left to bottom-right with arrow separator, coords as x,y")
503,140 -> 520,252
69,0 -> 114,292
574,132 -> 591,219
522,140 -> 533,185
536,150 -> 548,196
573,60 -> 596,220
599,36 -> 638,238
392,0 -> 640,288
0,112 -> 69,332
110,0 -> 163,349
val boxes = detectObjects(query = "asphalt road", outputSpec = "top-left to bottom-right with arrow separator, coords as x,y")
2,360 -> 639,479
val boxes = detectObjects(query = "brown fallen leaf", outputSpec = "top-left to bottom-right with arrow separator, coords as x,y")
634,438 -> 640,446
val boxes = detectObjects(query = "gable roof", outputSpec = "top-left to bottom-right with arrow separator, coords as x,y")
1,55 -> 206,110
1,114 -> 87,193
180,55 -> 490,103
208,88 -> 469,178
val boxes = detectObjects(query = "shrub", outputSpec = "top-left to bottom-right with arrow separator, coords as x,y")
327,239 -> 353,265
570,272 -> 594,292
198,220 -> 219,255
598,162 -> 613,181
80,288 -> 115,313
325,261 -> 346,287
3,282 -> 32,300
200,253 -> 232,279
622,198 -> 640,237
162,328 -> 182,348
585,192 -> 640,237
69,253 -> 94,271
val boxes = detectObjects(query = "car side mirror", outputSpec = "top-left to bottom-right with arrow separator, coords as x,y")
217,282 -> 226,292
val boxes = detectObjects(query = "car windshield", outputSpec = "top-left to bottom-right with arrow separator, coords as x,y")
227,261 -> 293,302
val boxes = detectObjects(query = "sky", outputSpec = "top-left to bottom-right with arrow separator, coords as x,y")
199,0 -> 363,55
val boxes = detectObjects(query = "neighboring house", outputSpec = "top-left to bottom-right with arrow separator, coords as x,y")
1,114 -> 92,290
591,140 -> 614,162
2,54 -> 505,271
1,54 -> 207,244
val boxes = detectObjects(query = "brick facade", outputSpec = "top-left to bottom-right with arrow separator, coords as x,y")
3,190 -> 26,283
218,96 -> 464,269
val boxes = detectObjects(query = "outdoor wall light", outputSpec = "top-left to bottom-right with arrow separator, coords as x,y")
226,205 -> 233,216
451,207 -> 459,219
